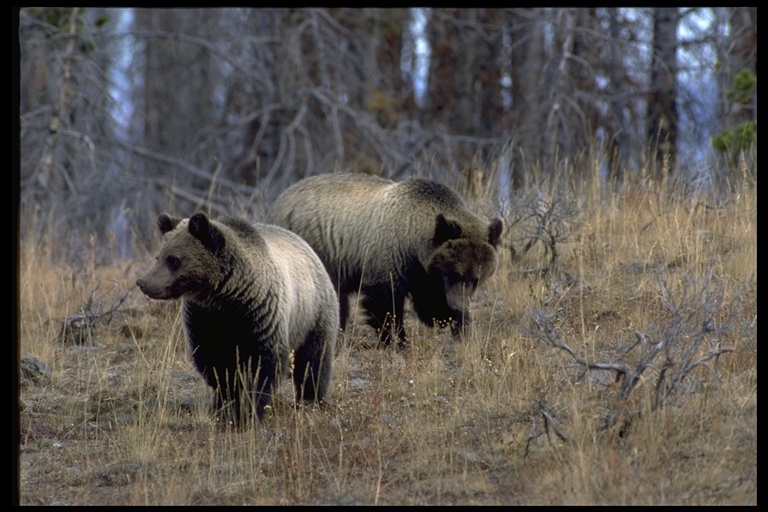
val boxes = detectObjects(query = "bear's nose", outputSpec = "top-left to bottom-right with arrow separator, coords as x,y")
136,278 -> 146,290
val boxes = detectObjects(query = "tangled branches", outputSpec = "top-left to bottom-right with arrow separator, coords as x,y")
525,270 -> 738,436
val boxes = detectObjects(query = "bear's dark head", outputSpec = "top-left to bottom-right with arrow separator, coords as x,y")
136,212 -> 227,301
427,213 -> 502,312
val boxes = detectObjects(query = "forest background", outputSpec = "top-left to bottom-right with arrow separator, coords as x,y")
16,7 -> 756,505
17,7 -> 756,259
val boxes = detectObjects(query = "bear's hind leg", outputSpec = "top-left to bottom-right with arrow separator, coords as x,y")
338,290 -> 350,331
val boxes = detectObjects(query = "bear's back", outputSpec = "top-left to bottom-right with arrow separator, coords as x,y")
269,172 -> 497,282
269,174 -> 403,272
284,173 -> 487,232
271,173 -> 449,243
272,173 -> 394,214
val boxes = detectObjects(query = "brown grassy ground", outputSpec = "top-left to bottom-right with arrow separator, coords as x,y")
17,180 -> 756,505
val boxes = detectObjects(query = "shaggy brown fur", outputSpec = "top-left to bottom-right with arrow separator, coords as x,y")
137,212 -> 338,426
269,173 -> 502,348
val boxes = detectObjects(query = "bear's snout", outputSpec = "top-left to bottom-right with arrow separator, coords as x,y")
136,277 -> 152,296
136,276 -> 166,300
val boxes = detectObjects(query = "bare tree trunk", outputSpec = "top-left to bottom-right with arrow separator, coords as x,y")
505,8 -> 547,190
475,9 -> 504,138
544,9 -> 576,176
135,9 -> 218,176
726,7 -> 757,127
647,7 -> 679,182
606,7 -> 630,190
35,8 -> 81,194
426,9 -> 462,131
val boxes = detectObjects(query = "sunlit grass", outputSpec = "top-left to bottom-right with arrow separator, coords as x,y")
18,156 -> 756,505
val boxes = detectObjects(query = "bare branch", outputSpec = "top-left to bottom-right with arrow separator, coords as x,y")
526,269 -> 738,434
524,398 -> 568,459
57,280 -> 131,345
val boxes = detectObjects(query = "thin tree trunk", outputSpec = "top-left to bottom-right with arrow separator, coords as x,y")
647,7 -> 679,182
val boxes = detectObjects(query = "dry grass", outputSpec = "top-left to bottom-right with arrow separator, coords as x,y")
17,170 -> 756,505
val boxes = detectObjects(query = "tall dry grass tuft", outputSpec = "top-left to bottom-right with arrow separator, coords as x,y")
18,150 -> 756,505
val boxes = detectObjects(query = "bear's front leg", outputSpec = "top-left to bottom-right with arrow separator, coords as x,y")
247,352 -> 281,421
210,359 -> 264,428
212,375 -> 247,427
361,284 -> 407,348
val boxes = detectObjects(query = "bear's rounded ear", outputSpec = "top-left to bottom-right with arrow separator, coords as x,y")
157,213 -> 181,234
488,218 -> 503,247
433,214 -> 463,245
189,213 -> 225,252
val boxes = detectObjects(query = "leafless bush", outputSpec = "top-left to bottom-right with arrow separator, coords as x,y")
525,269 -> 738,436
56,280 -> 130,345
505,184 -> 581,279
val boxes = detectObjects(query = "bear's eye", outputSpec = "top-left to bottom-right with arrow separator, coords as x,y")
166,255 -> 181,272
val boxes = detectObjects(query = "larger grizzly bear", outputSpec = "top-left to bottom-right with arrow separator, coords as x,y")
269,173 -> 503,348
136,212 -> 338,426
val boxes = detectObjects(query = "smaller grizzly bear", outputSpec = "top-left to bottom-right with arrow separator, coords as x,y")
136,212 -> 338,426
269,173 -> 503,348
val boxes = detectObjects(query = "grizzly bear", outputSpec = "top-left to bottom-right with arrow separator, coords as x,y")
136,212 -> 338,426
269,173 -> 503,348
